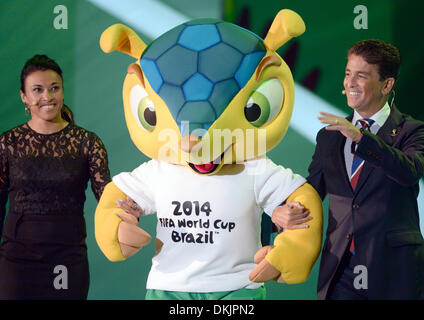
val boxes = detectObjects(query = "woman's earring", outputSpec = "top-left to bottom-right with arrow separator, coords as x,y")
24,105 -> 30,117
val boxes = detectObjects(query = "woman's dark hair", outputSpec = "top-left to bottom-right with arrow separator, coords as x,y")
20,54 -> 74,124
347,39 -> 401,81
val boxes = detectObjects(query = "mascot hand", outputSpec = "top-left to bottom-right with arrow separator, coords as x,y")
249,246 -> 284,283
115,211 -> 151,258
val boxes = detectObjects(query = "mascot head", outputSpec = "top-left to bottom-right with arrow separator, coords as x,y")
100,9 -> 305,175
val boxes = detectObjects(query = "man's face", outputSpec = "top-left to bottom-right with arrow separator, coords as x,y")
343,54 -> 388,114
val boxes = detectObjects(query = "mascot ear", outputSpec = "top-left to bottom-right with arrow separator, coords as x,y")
264,9 -> 306,51
100,24 -> 147,58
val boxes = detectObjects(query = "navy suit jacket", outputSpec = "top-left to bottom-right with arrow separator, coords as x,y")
307,105 -> 424,299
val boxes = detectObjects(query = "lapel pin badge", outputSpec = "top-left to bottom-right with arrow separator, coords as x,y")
391,128 -> 399,136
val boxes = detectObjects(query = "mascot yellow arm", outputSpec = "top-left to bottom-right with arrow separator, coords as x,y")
266,183 -> 323,283
95,182 -> 127,262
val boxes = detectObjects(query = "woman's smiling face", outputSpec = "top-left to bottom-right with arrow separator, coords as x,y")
20,69 -> 64,122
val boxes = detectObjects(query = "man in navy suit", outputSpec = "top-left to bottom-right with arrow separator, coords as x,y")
307,39 -> 424,299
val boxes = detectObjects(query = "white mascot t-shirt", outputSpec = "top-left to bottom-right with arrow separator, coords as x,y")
113,157 -> 306,292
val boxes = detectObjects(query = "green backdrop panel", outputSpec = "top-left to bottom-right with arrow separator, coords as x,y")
0,0 -> 421,300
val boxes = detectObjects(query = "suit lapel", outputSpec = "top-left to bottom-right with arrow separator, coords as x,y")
335,132 -> 352,193
354,105 -> 404,194
376,104 -> 404,145
334,114 -> 354,195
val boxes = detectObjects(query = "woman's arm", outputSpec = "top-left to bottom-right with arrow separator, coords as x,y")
87,133 -> 111,201
0,134 -> 9,239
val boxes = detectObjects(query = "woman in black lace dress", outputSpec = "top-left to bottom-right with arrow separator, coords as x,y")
0,54 -> 111,299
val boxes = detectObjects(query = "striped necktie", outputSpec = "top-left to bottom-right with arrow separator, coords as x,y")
349,118 -> 374,254
350,118 -> 375,191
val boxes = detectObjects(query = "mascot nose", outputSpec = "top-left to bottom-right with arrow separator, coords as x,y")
180,134 -> 202,153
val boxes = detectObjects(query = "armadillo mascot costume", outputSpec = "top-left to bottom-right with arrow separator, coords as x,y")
95,9 -> 323,300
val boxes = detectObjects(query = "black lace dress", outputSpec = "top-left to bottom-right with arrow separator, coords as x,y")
0,123 -> 110,299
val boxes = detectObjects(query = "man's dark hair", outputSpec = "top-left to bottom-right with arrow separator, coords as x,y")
20,54 -> 63,92
348,39 -> 401,81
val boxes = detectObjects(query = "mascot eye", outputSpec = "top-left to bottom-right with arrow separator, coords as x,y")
244,78 -> 284,127
138,97 -> 156,131
130,85 -> 157,132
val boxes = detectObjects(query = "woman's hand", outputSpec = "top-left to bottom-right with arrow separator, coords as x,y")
115,196 -> 150,258
116,196 -> 143,223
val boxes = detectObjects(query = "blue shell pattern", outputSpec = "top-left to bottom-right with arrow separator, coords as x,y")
140,18 -> 266,135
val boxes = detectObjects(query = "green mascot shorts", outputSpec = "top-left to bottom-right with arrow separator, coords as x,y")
145,286 -> 266,300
